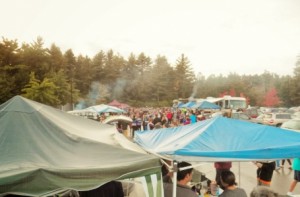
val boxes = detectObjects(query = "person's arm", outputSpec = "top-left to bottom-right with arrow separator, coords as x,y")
253,161 -> 263,168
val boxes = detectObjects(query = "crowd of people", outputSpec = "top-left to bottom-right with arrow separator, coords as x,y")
162,161 -> 282,197
107,107 -> 211,138
97,107 -> 300,196
160,157 -> 300,196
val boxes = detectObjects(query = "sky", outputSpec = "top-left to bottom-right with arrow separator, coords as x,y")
1,0 -> 300,77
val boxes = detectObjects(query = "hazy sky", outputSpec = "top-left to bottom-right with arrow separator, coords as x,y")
1,0 -> 300,77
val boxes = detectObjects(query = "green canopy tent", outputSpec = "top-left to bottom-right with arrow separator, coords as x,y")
0,96 -> 162,196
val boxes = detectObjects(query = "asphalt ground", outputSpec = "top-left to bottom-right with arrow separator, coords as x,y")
193,161 -> 300,196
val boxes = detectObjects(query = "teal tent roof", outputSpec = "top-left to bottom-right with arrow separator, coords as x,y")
0,96 -> 161,196
179,101 -> 196,108
86,104 -> 125,113
134,116 -> 300,162
191,101 -> 221,109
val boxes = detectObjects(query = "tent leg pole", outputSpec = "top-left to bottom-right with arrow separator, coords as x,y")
238,162 -> 241,187
172,161 -> 178,197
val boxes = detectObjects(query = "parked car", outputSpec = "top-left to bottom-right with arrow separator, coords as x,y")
250,114 -> 265,124
245,107 -> 260,118
292,112 -> 300,119
263,113 -> 292,127
281,119 -> 300,132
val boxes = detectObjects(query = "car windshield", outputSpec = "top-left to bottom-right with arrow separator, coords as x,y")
230,100 -> 247,109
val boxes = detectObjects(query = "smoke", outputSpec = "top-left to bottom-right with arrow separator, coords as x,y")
189,72 -> 203,101
112,78 -> 127,99
74,99 -> 87,110
85,81 -> 110,106
189,84 -> 198,101
87,81 -> 101,106
75,78 -> 129,109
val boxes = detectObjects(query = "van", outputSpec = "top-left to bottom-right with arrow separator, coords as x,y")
263,113 -> 292,127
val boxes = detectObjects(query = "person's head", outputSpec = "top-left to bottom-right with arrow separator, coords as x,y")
250,186 -> 278,197
177,161 -> 193,182
220,170 -> 237,188
154,122 -> 162,129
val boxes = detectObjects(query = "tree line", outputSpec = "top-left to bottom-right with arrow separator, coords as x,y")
0,37 -> 299,109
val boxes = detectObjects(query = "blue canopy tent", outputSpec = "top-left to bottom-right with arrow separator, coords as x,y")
176,102 -> 185,108
134,116 -> 300,161
191,101 -> 221,110
86,104 -> 125,114
135,116 -> 300,197
179,101 -> 196,108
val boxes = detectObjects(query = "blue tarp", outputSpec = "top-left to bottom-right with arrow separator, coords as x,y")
134,116 -> 300,161
176,102 -> 185,108
86,104 -> 125,114
179,101 -> 196,108
191,101 -> 221,109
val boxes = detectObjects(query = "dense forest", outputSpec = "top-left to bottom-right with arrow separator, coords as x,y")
0,37 -> 299,109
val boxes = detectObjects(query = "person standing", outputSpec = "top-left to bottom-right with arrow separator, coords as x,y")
166,110 -> 173,124
281,159 -> 292,169
254,161 -> 276,187
214,162 -> 232,188
146,118 -> 154,130
131,115 -> 139,138
184,116 -> 191,125
287,158 -> 300,196
189,111 -> 197,124
275,160 -> 281,171
219,170 -> 247,197
152,114 -> 162,126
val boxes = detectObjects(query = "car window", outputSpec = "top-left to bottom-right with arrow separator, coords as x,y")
240,114 -> 250,120
276,114 -> 291,119
231,113 -> 239,119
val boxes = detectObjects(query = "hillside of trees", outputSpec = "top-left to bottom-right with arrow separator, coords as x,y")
0,37 -> 299,109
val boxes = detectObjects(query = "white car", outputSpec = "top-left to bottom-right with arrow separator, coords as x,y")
292,111 -> 300,119
281,119 -> 300,132
260,113 -> 292,127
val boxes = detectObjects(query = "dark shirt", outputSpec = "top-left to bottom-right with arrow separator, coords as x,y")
153,117 -> 162,125
79,181 -> 124,197
214,162 -> 232,169
257,161 -> 275,182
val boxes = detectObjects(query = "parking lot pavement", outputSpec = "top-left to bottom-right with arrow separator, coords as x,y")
194,161 -> 300,195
